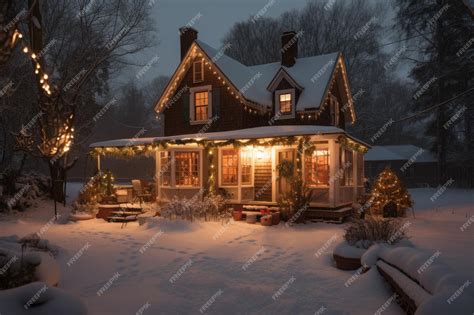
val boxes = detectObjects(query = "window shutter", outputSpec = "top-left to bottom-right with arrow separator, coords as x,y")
212,87 -> 220,118
183,91 -> 190,122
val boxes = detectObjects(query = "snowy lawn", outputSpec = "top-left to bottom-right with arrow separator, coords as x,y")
0,185 -> 472,315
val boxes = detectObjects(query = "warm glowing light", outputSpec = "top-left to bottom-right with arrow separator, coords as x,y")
23,47 -> 28,53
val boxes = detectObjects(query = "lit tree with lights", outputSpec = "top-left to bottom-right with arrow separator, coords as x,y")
369,168 -> 413,217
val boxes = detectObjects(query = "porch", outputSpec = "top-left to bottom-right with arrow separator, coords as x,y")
89,125 -> 369,211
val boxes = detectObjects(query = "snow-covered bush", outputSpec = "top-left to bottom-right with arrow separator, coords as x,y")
0,249 -> 36,290
0,172 -> 50,212
344,216 -> 408,249
160,194 -> 230,222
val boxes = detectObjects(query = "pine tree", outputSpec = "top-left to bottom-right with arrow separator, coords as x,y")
394,0 -> 474,185
370,168 -> 413,216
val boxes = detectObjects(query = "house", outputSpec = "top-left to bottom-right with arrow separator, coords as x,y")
364,145 -> 438,188
90,27 -> 369,216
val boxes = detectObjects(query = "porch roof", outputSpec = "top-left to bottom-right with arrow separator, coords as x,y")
89,125 -> 365,148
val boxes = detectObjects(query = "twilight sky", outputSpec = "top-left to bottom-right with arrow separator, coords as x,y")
122,0 -> 408,86
124,0 -> 309,85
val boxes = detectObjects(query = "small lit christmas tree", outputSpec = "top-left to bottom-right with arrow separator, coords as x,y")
100,170 -> 115,197
369,168 -> 413,217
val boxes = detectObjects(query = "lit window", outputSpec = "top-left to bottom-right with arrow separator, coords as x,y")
305,148 -> 330,186
279,93 -> 292,113
341,149 -> 354,186
160,151 -> 171,186
241,149 -> 253,185
193,60 -> 204,83
194,91 -> 209,121
175,151 -> 200,186
221,149 -> 238,186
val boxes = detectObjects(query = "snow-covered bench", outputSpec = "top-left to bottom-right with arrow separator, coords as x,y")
362,245 -> 474,315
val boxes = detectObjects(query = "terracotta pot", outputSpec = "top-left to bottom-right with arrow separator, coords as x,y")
233,210 -> 242,221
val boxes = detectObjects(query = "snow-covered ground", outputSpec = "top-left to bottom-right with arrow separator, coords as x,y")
0,185 -> 473,315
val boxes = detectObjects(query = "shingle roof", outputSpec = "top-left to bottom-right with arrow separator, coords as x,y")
365,145 -> 437,162
196,40 -> 340,111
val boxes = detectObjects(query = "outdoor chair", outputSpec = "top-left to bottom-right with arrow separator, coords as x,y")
131,179 -> 152,205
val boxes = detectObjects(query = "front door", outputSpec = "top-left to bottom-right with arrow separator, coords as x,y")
276,149 -> 295,199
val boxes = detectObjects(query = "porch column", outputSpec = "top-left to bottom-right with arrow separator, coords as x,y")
155,150 -> 160,202
97,154 -> 101,171
353,151 -> 358,202
329,139 -> 340,207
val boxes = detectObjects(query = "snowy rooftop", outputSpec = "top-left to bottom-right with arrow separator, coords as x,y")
90,125 -> 347,148
196,40 -> 339,110
365,145 -> 437,162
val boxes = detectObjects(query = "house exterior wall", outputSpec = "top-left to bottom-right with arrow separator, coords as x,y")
154,135 -> 364,209
162,56 -> 347,137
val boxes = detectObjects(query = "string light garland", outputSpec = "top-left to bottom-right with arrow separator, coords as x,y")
369,168 -> 413,216
15,29 -> 52,96
337,135 -> 369,153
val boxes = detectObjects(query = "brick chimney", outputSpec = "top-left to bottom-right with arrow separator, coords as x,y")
179,27 -> 198,60
281,31 -> 298,67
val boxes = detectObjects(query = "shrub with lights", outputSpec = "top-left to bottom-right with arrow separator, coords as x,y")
369,168 -> 413,217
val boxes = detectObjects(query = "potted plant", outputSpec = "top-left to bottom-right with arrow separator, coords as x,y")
232,208 -> 242,221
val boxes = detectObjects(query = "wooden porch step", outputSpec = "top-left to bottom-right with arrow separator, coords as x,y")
306,207 -> 354,223
111,211 -> 143,215
106,216 -> 138,222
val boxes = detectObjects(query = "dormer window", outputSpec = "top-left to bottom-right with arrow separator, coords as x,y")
275,89 -> 295,119
193,60 -> 204,83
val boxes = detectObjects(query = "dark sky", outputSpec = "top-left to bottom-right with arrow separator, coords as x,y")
121,0 -> 409,87
123,0 -> 309,85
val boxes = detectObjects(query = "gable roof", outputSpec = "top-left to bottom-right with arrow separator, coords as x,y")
365,145 -> 437,162
154,39 -> 355,121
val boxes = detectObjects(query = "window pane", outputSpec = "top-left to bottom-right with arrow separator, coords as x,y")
194,91 -> 208,121
160,151 -> 171,186
175,151 -> 200,186
341,149 -> 354,186
241,149 -> 252,185
279,93 -> 292,113
193,61 -> 203,82
305,148 -> 329,186
221,149 -> 238,185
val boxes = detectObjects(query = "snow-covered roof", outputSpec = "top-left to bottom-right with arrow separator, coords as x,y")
90,125 -> 347,148
365,145 -> 437,162
196,40 -> 340,111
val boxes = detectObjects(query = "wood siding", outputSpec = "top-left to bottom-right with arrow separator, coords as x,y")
162,56 -> 349,136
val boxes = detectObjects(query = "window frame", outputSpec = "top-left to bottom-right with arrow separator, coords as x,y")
275,89 -> 295,119
174,150 -> 202,188
220,148 -> 239,187
189,85 -> 212,125
329,94 -> 340,126
193,59 -> 204,83
304,146 -> 330,187
240,148 -> 254,186
340,149 -> 354,186
159,151 -> 172,187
